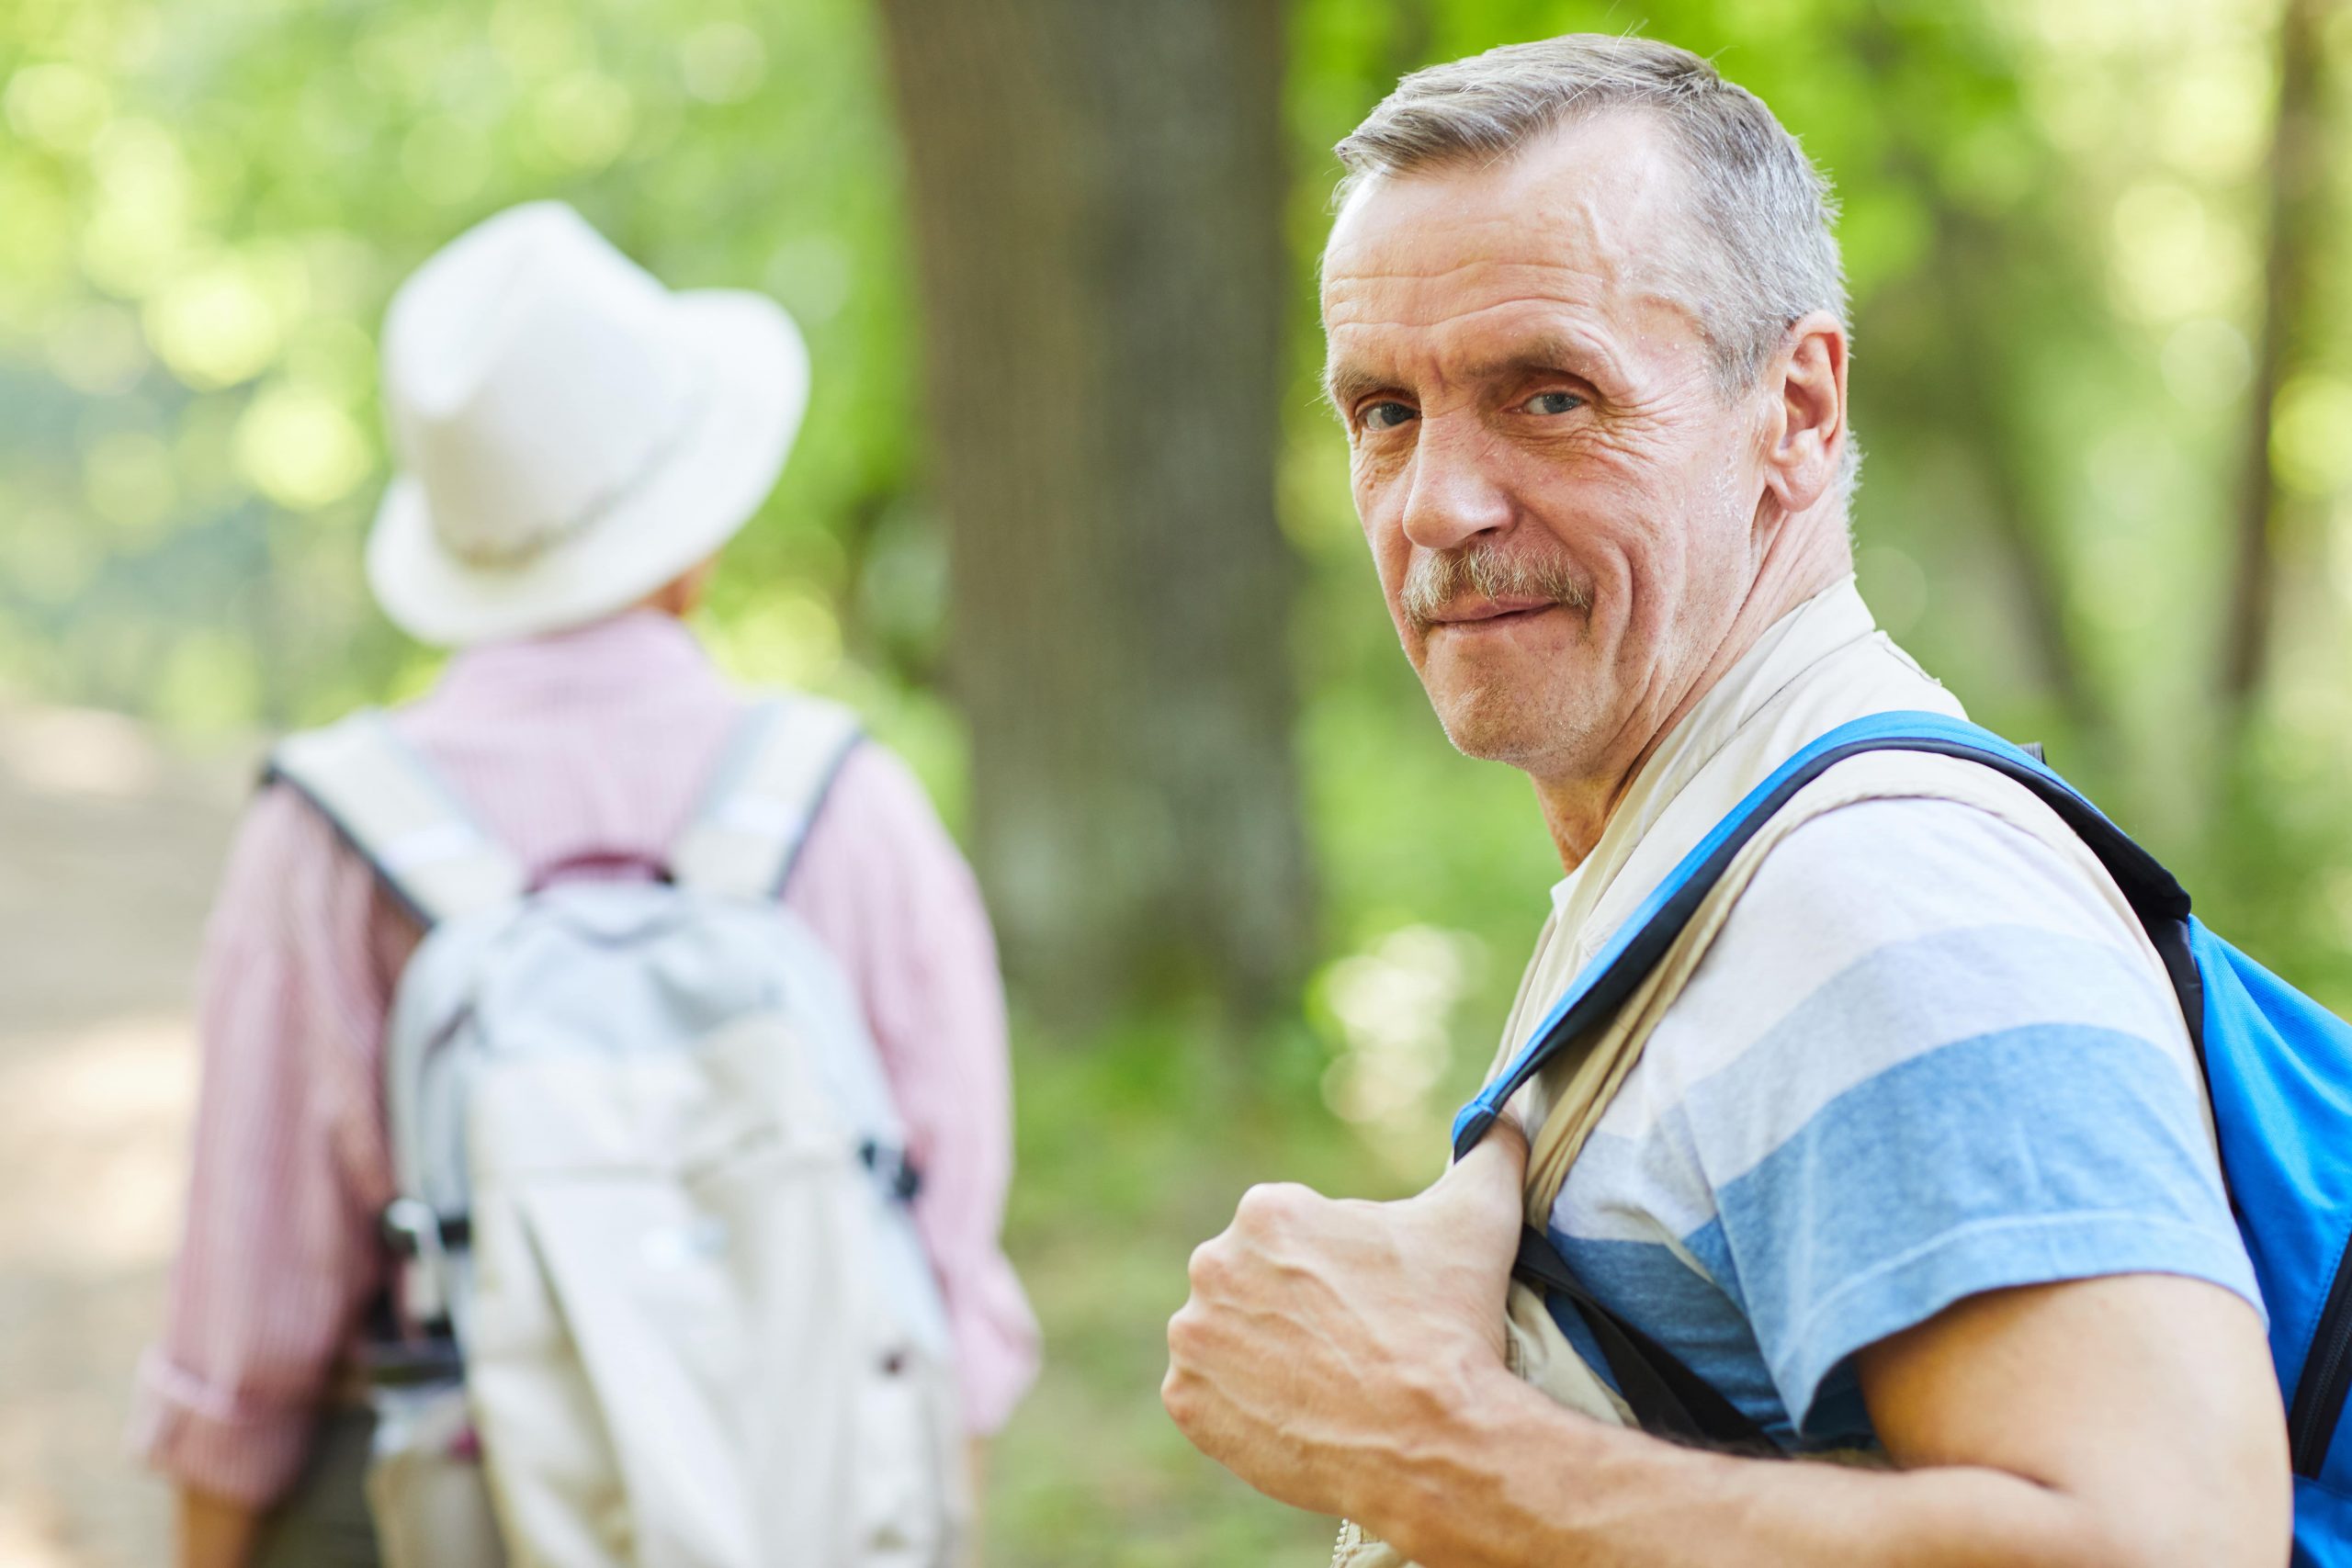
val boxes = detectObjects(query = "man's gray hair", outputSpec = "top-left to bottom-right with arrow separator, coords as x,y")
1335,35 -> 1851,405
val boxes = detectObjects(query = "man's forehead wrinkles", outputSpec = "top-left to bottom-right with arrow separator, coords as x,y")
1323,310 -> 1636,404
1318,122 -> 1713,396
1323,286 -> 1686,361
1325,256 -> 1566,288
1326,216 -> 1618,287
1322,218 -> 1645,318
1320,122 -> 1690,335
1324,292 -> 1608,337
1322,266 -> 1615,328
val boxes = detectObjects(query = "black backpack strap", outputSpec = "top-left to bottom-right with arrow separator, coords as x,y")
1513,1226 -> 1776,1453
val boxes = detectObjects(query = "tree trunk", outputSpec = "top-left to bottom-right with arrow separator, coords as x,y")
876,0 -> 1313,1028
2221,0 -> 2334,712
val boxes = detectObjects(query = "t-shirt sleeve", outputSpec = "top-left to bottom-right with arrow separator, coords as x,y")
1667,797 -> 2262,1438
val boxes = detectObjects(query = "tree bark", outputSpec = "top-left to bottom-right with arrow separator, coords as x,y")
2222,0 -> 2335,711
876,0 -> 1313,1028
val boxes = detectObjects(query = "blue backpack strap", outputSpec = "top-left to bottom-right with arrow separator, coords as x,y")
1453,708 -> 2194,1162
1468,708 -> 2209,1453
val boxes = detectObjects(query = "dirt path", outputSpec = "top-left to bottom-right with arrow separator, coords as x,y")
0,706 -> 255,1568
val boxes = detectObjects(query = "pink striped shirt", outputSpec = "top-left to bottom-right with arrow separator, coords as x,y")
131,611 -> 1040,1506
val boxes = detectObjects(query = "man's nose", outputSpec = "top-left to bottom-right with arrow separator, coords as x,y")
1396,412 -> 1513,553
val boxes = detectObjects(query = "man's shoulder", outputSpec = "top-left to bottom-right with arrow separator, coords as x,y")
1736,783 -> 2136,956
1721,786 -> 2184,1043
1628,788 -> 2195,1130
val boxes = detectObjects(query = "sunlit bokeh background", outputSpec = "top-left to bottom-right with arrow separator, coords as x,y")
3,0 -> 2348,1562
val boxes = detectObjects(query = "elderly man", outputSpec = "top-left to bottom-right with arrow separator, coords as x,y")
1164,36 -> 2288,1567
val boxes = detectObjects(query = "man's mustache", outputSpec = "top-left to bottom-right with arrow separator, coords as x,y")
1400,543 -> 1592,630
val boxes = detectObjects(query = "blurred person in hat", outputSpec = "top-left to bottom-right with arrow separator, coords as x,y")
132,201 -> 1038,1568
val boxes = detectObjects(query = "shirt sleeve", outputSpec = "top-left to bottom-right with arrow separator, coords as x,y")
128,785 -> 403,1505
784,744 -> 1041,1433
1667,797 -> 2262,1439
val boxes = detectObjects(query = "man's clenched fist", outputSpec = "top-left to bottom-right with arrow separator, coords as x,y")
1161,1119 -> 1531,1520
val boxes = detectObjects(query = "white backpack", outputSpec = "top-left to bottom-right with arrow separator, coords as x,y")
269,698 -> 968,1568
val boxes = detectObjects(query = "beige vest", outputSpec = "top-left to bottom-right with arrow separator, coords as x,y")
1332,581 -> 2169,1566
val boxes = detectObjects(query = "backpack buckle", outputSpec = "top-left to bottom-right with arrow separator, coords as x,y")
858,1140 -> 923,1203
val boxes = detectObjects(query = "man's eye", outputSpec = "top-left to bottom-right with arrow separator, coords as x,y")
1359,400 -> 1417,432
1526,390 -> 1586,416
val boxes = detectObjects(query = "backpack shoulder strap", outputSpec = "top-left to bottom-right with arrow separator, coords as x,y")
668,696 -> 865,899
1464,708 -> 2195,1454
1453,708 -> 2189,1159
266,710 -> 524,927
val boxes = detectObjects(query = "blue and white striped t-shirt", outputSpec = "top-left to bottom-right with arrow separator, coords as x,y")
1546,795 -> 2264,1449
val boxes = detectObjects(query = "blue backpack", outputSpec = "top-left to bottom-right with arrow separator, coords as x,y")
1451,710 -> 2352,1564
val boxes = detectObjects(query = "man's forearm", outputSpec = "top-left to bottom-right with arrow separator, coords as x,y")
1360,1372 -> 2144,1568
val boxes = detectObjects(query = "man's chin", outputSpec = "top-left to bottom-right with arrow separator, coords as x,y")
1413,638 -> 1607,773
1430,694 -> 1572,772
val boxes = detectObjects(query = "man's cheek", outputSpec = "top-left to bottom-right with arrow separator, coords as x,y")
1394,615 -> 1432,674
1368,552 -> 1421,654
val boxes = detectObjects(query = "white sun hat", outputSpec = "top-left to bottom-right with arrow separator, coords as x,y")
366,200 -> 808,647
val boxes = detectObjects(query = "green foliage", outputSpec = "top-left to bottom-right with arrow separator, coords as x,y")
0,0 -> 924,741
989,1020 -> 1411,1563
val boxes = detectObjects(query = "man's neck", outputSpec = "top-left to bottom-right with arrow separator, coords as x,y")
1531,522 -> 1851,873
